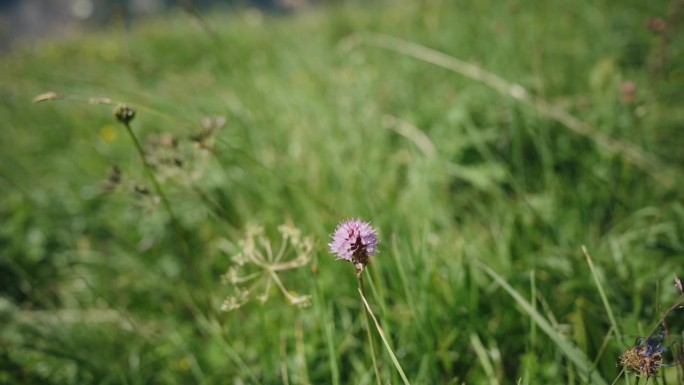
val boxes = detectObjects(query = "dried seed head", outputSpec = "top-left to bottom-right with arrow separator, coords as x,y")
675,275 -> 683,294
32,91 -> 60,103
220,223 -> 312,312
619,332 -> 668,378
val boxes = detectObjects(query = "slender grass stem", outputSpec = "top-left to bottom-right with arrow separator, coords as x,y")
609,366 -> 627,385
324,305 -> 341,385
582,246 -> 624,347
358,272 -> 411,385
475,259 -> 608,385
121,120 -> 196,275
122,122 -> 171,217
357,272 -> 383,385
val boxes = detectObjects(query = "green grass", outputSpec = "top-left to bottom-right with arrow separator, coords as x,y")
1,1 -> 684,383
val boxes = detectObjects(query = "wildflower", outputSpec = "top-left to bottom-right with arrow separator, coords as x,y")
329,219 -> 379,271
619,331 -> 668,378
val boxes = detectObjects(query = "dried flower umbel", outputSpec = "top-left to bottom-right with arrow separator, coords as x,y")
220,224 -> 312,312
329,219 -> 379,272
619,331 -> 668,378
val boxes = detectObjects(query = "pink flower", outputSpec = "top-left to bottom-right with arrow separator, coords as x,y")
329,219 -> 379,271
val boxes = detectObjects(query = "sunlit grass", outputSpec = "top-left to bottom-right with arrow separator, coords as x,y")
1,1 -> 683,383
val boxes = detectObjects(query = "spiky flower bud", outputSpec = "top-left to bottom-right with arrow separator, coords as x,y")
329,219 -> 379,271
114,104 -> 136,124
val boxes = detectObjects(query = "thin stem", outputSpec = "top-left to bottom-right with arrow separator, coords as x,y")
582,246 -> 624,347
358,272 -> 383,385
123,122 -> 173,226
609,366 -> 626,385
358,271 -> 412,385
122,121 -> 196,275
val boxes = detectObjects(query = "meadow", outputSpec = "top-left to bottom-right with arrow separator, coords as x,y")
1,0 -> 684,383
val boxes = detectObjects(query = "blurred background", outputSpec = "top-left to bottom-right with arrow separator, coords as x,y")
0,0 -> 318,52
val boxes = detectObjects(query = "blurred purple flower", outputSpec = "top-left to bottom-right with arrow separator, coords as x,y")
329,219 -> 379,271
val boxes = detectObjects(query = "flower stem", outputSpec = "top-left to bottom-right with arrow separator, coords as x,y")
358,273 -> 411,385
357,271 -> 383,385
122,121 -> 195,276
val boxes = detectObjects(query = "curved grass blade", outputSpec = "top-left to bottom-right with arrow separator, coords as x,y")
474,260 -> 608,385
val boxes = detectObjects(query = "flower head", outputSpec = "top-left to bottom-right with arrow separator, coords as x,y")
329,219 -> 379,271
619,331 -> 668,378
114,104 -> 136,124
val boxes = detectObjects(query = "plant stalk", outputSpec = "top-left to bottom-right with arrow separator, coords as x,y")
122,121 -> 196,276
358,271 -> 383,385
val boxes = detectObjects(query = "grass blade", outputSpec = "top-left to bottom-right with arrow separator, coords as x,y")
474,260 -> 608,385
582,245 -> 624,348
358,287 -> 411,385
